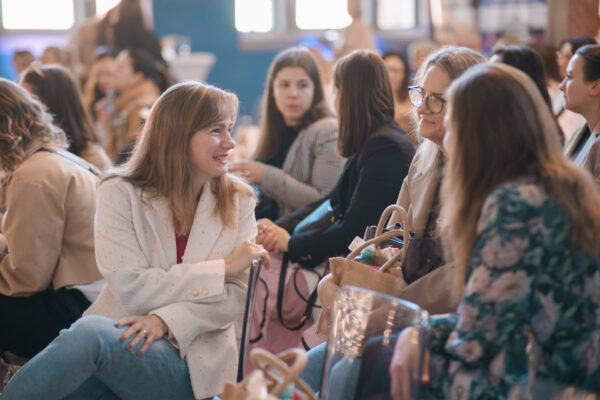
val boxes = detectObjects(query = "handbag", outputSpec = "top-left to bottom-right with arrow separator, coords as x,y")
315,205 -> 410,340
401,235 -> 444,284
246,201 -> 338,366
222,348 -> 317,400
330,204 -> 410,294
293,199 -> 336,234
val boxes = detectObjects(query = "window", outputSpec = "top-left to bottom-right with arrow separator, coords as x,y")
296,0 -> 351,30
235,0 -> 274,32
377,0 -> 417,30
1,0 -> 74,30
234,0 -> 424,46
96,0 -> 121,16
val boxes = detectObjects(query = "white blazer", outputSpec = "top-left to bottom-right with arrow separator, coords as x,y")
85,177 -> 256,399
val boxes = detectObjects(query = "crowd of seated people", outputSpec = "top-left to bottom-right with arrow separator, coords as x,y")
2,6 -> 600,398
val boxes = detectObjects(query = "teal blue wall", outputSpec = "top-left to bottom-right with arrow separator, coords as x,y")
153,0 -> 278,120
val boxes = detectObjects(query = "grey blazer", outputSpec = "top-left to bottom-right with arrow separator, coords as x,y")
564,121 -> 600,186
260,117 -> 345,217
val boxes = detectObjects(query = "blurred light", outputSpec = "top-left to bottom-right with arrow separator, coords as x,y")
235,0 -> 273,32
2,0 -> 74,30
96,0 -> 120,16
377,0 -> 417,30
296,0 -> 351,30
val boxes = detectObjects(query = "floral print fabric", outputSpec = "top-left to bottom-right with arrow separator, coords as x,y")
425,180 -> 600,398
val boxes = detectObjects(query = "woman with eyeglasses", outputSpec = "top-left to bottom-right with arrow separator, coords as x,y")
301,46 -> 485,400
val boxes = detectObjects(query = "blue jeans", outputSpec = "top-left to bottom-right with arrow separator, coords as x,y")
300,342 -> 361,400
0,316 -> 196,400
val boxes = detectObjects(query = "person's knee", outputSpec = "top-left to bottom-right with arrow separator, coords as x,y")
64,316 -> 121,348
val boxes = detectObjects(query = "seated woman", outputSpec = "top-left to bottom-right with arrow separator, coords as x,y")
382,50 -> 415,145
97,48 -> 162,163
252,50 -> 415,354
560,44 -> 600,186
21,65 -> 113,172
301,45 -> 486,397
230,47 -> 345,220
490,45 -> 565,144
83,47 -> 117,125
0,82 -> 269,400
556,37 -> 597,143
390,64 -> 600,399
0,79 -> 102,359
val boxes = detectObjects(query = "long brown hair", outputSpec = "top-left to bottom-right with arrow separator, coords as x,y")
0,78 -> 66,173
110,81 -> 254,235
334,50 -> 395,158
442,64 -> 600,293
255,47 -> 333,162
21,65 -> 99,156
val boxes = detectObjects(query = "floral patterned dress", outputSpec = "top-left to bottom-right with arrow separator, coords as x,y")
424,179 -> 600,399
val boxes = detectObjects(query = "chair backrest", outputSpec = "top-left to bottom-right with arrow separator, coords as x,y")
237,258 -> 263,382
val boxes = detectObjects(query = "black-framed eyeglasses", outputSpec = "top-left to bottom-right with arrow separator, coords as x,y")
408,86 -> 447,114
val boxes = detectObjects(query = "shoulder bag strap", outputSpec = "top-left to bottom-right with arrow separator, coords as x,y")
37,148 -> 101,177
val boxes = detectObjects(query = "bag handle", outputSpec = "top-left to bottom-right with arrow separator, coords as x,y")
249,348 -> 318,400
347,229 -> 404,259
347,229 -> 406,273
375,204 -> 410,238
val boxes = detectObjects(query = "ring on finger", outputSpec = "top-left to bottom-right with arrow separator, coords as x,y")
142,329 -> 148,337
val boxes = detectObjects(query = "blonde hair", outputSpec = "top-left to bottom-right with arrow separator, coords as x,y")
110,81 -> 254,235
442,64 -> 600,293
412,46 -> 486,172
0,78 -> 66,173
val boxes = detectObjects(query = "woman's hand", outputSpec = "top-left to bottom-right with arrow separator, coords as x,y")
256,218 -> 290,253
318,274 -> 339,324
224,240 -> 270,279
229,161 -> 267,184
115,314 -> 168,356
389,327 -> 430,400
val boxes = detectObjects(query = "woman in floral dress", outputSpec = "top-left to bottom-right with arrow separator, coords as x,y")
390,64 -> 600,399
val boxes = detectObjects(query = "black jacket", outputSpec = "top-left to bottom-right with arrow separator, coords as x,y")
276,119 -> 415,268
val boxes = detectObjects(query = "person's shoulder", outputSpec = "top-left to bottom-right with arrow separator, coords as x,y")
302,117 -> 338,143
488,179 -> 549,208
359,121 -> 415,160
479,179 -> 552,231
13,149 -> 94,184
306,116 -> 337,133
225,174 -> 256,206
98,176 -> 136,198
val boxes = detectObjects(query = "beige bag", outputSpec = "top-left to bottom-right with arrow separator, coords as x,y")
315,205 -> 410,339
331,204 -> 409,294
221,348 -> 317,400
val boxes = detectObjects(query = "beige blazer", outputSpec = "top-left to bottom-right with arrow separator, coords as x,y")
390,149 -> 442,236
261,117 -> 345,217
564,121 -> 600,186
85,177 -> 256,399
388,149 -> 460,314
0,149 -> 101,297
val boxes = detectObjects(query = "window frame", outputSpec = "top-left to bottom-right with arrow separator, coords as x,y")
237,0 -> 431,51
